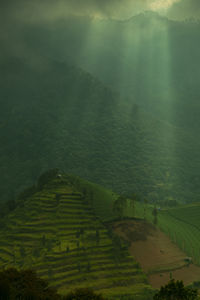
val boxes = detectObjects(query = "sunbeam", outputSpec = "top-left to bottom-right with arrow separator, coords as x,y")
150,0 -> 181,12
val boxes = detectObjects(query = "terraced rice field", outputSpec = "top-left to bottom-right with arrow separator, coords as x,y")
0,176 -> 153,299
132,201 -> 200,267
157,204 -> 200,266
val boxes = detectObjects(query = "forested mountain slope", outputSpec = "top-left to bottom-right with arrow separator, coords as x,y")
25,12 -> 200,133
0,56 -> 200,205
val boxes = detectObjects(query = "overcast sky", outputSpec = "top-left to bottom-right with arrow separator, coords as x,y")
1,0 -> 200,23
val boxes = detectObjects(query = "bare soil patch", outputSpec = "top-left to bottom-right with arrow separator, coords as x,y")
112,219 -> 200,289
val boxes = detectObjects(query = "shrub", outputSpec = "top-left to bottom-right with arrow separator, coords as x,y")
63,288 -> 106,299
37,168 -> 60,190
153,279 -> 198,300
0,268 -> 61,300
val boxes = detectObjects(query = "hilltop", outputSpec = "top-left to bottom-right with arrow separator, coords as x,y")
0,170 -> 154,299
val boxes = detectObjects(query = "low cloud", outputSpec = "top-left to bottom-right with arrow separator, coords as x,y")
0,0 -> 183,24
167,0 -> 200,20
0,0 -> 199,55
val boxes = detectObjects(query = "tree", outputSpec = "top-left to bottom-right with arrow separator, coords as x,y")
95,228 -> 100,245
37,168 -> 60,190
33,246 -> 40,258
153,279 -> 198,300
113,195 -> 126,219
55,193 -> 61,205
80,228 -> 84,235
112,234 -> 123,262
47,239 -> 53,252
41,234 -> 46,247
128,193 -> 138,217
76,230 -> 80,238
90,191 -> 94,206
77,262 -> 81,272
77,241 -> 80,249
152,206 -> 158,225
0,278 -> 10,300
143,198 -> 148,219
48,268 -> 53,279
0,268 -> 61,299
87,261 -> 91,272
7,199 -> 16,212
82,188 -> 87,199
20,245 -> 26,258
17,185 -> 37,203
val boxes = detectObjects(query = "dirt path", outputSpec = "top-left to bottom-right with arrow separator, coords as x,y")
112,219 -> 200,289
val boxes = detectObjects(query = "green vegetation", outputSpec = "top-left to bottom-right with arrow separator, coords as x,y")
153,279 -> 198,300
0,172 -> 153,299
0,268 -> 60,299
1,9 -> 200,300
56,13 -> 200,135
157,204 -> 200,266
63,288 -> 105,299
125,200 -> 200,267
1,33 -> 200,208
0,267 -> 107,299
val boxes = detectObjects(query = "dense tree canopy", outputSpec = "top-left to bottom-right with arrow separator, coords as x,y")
0,268 -> 60,299
153,279 -> 198,300
0,268 -> 106,300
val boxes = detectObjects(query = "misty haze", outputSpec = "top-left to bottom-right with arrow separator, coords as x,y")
0,0 -> 200,299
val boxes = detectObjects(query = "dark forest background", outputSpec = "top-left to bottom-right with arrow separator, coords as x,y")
1,12 -> 200,206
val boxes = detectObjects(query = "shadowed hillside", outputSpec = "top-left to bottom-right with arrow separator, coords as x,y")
40,13 -> 200,133
20,13 -> 200,132
1,56 -> 200,207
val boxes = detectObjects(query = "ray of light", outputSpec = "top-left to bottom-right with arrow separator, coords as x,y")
64,14 -> 179,202
150,0 -> 181,12
112,14 -> 178,202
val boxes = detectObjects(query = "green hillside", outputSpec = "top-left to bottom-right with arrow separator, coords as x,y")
0,172 -> 153,299
157,204 -> 200,266
26,13 -> 200,132
1,56 -> 200,209
127,200 -> 200,268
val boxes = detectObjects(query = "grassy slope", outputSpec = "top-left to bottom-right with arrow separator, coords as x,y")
157,204 -> 200,266
126,200 -> 200,267
71,179 -> 200,284
0,174 -> 153,299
